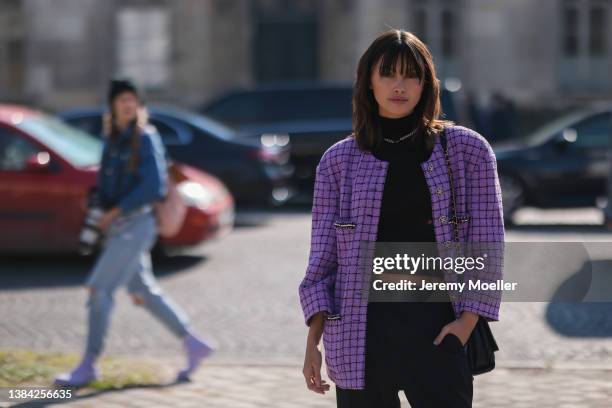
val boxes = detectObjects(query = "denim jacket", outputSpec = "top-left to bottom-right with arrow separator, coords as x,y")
97,124 -> 168,214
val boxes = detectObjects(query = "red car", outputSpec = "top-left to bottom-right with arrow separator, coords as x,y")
0,105 -> 234,254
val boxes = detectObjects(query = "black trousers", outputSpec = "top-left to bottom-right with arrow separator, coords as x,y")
336,301 -> 473,408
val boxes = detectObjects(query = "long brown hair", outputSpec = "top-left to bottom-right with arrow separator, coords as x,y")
102,107 -> 149,171
352,29 -> 453,152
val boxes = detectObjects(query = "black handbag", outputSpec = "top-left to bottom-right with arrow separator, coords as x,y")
440,129 -> 499,375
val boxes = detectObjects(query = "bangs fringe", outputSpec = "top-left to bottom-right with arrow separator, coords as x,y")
377,43 -> 425,81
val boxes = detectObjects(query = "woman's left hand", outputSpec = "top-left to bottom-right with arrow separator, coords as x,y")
433,311 -> 479,346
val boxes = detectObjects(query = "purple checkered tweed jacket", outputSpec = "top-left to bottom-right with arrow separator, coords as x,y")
298,125 -> 505,390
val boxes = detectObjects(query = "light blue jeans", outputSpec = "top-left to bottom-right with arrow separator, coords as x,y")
84,208 -> 189,356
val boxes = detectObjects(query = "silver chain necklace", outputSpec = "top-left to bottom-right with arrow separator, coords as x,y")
383,127 -> 418,144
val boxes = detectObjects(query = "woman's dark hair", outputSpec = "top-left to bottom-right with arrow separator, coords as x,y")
352,29 -> 453,151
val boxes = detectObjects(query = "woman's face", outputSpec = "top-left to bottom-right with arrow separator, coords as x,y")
370,59 -> 423,119
112,91 -> 140,125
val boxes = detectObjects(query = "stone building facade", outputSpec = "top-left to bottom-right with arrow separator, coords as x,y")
0,0 -> 610,110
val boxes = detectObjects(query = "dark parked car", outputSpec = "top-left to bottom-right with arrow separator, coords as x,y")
60,106 -> 294,207
495,105 -> 612,223
201,82 -> 458,201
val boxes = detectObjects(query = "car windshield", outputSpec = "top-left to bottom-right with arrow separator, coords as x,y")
523,111 -> 590,147
16,114 -> 102,167
205,88 -> 353,125
154,107 -> 238,140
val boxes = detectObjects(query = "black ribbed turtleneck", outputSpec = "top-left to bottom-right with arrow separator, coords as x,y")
373,111 -> 435,243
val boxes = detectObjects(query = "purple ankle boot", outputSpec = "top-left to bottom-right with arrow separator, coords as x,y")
177,333 -> 214,381
54,353 -> 98,387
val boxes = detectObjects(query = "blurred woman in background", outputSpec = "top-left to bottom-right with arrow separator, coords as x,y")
55,78 -> 213,387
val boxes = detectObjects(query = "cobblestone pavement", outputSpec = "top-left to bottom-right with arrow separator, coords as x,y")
2,208 -> 612,407
3,363 -> 612,407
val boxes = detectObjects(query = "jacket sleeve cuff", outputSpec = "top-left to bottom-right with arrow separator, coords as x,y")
300,282 -> 333,326
458,300 -> 499,322
118,200 -> 137,215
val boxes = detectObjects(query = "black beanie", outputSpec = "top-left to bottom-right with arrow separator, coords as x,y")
108,77 -> 143,105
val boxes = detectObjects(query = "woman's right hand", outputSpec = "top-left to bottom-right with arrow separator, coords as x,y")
98,207 -> 121,232
303,342 -> 330,394
303,312 -> 330,394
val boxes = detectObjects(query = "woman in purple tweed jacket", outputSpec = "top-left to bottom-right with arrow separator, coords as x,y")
299,30 -> 504,407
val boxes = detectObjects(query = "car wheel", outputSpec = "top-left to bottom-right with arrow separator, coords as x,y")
499,173 -> 525,226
